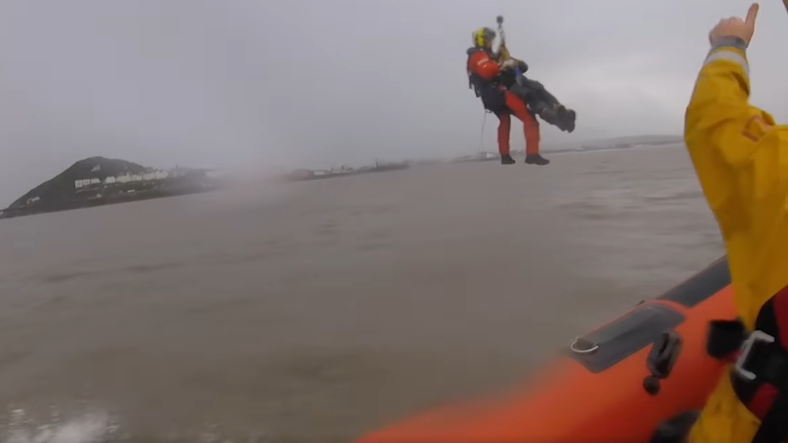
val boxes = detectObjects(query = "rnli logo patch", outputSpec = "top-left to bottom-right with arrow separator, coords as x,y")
742,115 -> 771,142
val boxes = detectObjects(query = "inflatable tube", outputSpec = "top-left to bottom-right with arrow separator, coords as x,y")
353,257 -> 737,443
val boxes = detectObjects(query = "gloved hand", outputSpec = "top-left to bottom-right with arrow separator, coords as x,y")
499,59 -> 519,70
516,59 -> 529,73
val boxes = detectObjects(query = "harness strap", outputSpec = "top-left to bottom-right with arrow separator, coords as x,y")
706,291 -> 788,443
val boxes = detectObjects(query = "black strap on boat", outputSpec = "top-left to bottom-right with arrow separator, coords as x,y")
650,410 -> 700,443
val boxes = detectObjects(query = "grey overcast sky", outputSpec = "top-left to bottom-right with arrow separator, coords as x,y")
1,0 -> 788,205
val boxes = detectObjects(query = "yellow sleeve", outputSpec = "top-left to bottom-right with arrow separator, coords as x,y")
685,46 -> 775,168
683,46 -> 782,234
685,45 -> 788,335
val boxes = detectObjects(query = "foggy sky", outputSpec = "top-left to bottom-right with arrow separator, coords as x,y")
1,0 -> 788,205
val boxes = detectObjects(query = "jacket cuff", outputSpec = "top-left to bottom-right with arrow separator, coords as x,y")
710,37 -> 747,53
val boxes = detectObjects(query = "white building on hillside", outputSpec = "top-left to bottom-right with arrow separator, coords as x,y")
74,169 -> 172,189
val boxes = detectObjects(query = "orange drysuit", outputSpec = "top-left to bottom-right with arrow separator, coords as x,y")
466,48 -> 541,156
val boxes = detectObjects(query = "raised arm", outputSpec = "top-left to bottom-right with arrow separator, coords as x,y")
685,38 -> 774,171
683,4 -> 787,236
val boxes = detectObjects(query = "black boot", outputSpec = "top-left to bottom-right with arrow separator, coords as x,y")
557,105 -> 576,133
500,154 -> 516,165
525,154 -> 550,165
538,106 -> 562,128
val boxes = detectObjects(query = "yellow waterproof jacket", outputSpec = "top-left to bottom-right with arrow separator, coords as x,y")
685,43 -> 788,442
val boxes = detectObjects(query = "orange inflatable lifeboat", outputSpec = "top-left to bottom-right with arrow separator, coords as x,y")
353,257 -> 737,443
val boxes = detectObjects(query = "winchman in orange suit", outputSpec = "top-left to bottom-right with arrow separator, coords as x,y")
683,3 -> 788,443
466,27 -> 549,166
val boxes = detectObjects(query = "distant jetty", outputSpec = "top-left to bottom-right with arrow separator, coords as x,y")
0,157 -> 225,219
543,135 -> 684,155
449,152 -> 499,163
447,136 -> 684,164
284,160 -> 410,182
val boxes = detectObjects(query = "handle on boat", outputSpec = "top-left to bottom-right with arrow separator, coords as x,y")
643,330 -> 684,396
569,336 -> 599,354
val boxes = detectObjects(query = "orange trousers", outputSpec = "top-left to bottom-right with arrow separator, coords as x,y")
496,91 -> 541,156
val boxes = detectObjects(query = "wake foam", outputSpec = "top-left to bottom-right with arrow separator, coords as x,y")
2,410 -> 113,443
1,409 -> 273,443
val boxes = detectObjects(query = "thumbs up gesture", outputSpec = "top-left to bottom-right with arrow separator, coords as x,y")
709,3 -> 759,47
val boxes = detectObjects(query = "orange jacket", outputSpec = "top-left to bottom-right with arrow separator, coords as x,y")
467,50 -> 500,81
